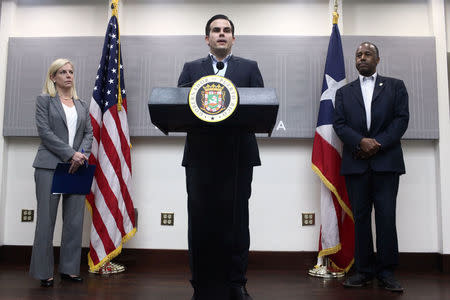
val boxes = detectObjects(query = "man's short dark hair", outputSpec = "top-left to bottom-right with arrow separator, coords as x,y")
360,41 -> 380,58
205,14 -> 235,36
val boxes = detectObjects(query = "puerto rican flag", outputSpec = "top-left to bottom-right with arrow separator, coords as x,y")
311,23 -> 354,271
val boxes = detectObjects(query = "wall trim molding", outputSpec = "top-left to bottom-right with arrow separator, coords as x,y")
0,246 -> 448,272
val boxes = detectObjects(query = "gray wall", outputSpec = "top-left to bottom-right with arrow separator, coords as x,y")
3,35 -> 438,139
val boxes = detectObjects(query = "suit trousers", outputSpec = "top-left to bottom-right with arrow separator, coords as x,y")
185,166 -> 253,300
29,168 -> 85,280
345,170 -> 400,277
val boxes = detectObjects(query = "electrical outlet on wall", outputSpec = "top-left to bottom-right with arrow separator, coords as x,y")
21,209 -> 34,222
302,213 -> 315,226
161,212 -> 174,226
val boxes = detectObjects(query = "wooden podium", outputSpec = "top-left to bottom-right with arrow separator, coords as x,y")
148,87 -> 279,135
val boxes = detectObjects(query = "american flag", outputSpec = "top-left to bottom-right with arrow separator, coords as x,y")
86,10 -> 136,271
311,23 -> 354,272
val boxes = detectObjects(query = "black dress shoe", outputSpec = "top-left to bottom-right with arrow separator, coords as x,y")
342,272 -> 373,288
60,273 -> 83,282
40,278 -> 54,287
377,275 -> 404,292
231,285 -> 253,300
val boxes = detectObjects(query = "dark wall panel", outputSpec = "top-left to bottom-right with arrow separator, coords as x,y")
3,35 -> 438,139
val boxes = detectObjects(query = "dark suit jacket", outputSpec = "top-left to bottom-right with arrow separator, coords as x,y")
178,55 -> 264,167
333,75 -> 409,175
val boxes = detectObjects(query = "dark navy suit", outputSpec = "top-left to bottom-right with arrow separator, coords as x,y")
178,55 -> 264,299
333,75 -> 409,277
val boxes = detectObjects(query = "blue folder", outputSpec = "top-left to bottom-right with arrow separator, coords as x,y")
51,163 -> 96,195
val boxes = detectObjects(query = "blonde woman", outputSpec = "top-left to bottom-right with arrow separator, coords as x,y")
29,58 -> 93,287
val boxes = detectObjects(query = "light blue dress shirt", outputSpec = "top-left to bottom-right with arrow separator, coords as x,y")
210,53 -> 232,77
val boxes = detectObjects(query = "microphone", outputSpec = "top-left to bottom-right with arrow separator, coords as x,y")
215,61 -> 224,75
216,61 -> 224,70
178,62 -> 225,87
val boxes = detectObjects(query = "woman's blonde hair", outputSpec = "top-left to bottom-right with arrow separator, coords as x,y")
42,58 -> 79,99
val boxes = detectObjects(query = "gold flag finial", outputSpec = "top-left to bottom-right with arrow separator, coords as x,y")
332,11 -> 339,25
111,0 -> 119,17
332,0 -> 339,25
333,0 -> 339,24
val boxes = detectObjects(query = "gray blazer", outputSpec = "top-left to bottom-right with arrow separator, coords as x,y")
32,94 -> 93,169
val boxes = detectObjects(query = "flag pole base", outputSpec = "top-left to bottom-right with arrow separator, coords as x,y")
308,265 -> 345,279
88,261 -> 126,275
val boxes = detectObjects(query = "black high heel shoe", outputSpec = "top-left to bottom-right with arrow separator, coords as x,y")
60,273 -> 83,282
40,278 -> 54,287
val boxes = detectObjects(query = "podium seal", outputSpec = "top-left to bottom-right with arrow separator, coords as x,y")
188,75 -> 238,122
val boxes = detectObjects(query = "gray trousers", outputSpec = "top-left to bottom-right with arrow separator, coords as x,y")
29,168 -> 85,280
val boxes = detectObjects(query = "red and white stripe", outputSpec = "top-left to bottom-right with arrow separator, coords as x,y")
87,97 -> 135,271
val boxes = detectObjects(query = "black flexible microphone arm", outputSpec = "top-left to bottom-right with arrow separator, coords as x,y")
178,61 -> 225,87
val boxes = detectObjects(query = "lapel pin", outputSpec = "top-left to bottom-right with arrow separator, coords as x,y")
379,82 -> 383,86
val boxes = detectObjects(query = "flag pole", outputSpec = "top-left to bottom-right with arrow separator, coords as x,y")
111,0 -> 123,112
87,0 -> 135,275
309,0 -> 349,279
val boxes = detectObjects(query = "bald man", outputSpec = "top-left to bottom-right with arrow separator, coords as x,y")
333,42 -> 409,292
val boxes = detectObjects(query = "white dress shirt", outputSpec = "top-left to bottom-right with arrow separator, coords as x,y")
62,103 -> 78,148
359,72 -> 377,130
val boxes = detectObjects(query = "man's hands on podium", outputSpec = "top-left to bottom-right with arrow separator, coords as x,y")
354,138 -> 381,159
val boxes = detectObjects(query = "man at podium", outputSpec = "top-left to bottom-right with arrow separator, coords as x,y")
178,14 -> 264,300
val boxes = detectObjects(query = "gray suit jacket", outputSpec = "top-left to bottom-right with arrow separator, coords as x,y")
32,94 -> 93,169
